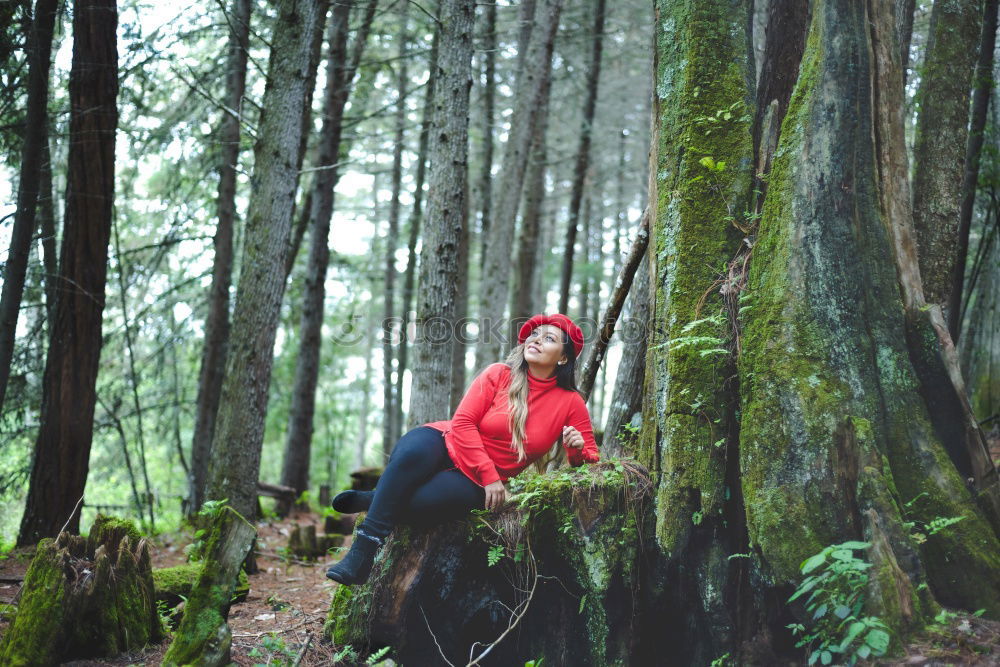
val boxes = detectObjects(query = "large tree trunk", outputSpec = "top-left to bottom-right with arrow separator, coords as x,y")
557,0 -> 606,314
280,0 -> 376,511
18,0 -> 118,546
911,0 -> 981,312
475,0 -> 497,272
186,0 -> 253,518
475,0 -> 562,369
205,0 -> 323,522
0,0 -> 58,410
406,0 -> 474,427
638,0 -> 1000,663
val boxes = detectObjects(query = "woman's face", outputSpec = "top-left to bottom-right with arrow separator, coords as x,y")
523,324 -> 568,373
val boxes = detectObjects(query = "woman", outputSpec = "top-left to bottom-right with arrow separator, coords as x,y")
326,313 -> 601,585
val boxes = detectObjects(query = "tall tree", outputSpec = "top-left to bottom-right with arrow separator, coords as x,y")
949,0 -> 998,340
638,0 -> 1000,662
186,0 -> 253,518
557,0 -> 607,314
205,0 -> 323,522
407,0 -> 475,427
0,0 -> 58,410
382,4 -> 409,456
911,0 -> 981,312
279,0 -> 377,509
397,25 -> 440,437
18,0 -> 118,545
475,0 -> 497,271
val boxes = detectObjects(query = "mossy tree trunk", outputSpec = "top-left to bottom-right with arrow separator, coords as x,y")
0,516 -> 162,665
162,507 -> 256,667
639,0 -> 1000,663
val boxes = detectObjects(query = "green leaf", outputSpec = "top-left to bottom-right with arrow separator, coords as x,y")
840,621 -> 866,651
830,549 -> 854,561
865,629 -> 890,654
837,541 -> 870,551
820,650 -> 832,665
856,644 -> 871,659
808,650 -> 820,665
812,603 -> 828,620
834,605 -> 851,619
699,156 -> 716,170
801,552 -> 827,574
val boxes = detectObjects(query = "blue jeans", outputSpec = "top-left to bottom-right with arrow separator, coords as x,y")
362,426 -> 486,537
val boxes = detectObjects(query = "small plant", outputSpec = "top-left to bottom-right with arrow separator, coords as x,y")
786,541 -> 891,665
902,493 -> 966,544
366,645 -> 392,665
710,653 -> 732,667
248,632 -> 297,667
487,544 -> 505,567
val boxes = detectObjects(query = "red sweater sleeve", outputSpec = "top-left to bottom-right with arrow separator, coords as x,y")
564,393 -> 601,466
450,364 -> 505,486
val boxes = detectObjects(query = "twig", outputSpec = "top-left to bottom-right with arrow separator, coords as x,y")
292,632 -> 312,667
58,495 -> 85,535
420,604 -> 457,667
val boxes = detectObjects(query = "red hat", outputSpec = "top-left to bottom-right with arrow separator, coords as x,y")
517,313 -> 584,357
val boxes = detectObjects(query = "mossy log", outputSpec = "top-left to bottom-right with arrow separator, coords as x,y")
326,462 -> 653,665
153,564 -> 250,608
349,466 -> 383,491
0,515 -> 163,666
287,523 -> 344,560
162,506 -> 256,667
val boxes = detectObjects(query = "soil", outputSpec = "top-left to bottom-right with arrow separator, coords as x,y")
0,509 -> 998,666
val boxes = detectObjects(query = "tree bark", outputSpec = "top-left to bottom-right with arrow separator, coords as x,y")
949,0 -> 998,341
18,0 -> 118,546
186,0 -> 253,517
475,0 -> 562,369
406,0 -> 474,428
382,5 -> 408,458
205,0 -> 322,523
0,0 -> 58,411
911,0 -> 981,311
475,0 -> 497,272
557,0 -> 606,314
396,25 -> 439,439
280,0 -> 377,512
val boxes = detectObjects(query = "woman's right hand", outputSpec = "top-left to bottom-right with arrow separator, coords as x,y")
484,480 -> 508,511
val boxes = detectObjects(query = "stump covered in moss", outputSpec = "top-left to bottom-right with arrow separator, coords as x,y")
153,563 -> 250,608
0,515 -> 163,665
162,505 -> 256,667
325,461 -> 652,665
287,523 -> 344,560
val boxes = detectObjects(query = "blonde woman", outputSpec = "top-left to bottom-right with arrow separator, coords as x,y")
326,313 -> 601,586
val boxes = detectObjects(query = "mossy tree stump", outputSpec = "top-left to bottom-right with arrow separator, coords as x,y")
326,462 -> 653,665
288,523 -> 344,560
0,515 -> 163,666
162,505 -> 256,667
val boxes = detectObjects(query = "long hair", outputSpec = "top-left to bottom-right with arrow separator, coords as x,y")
503,331 -> 579,462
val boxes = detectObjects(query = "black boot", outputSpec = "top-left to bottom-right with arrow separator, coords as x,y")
331,489 -> 374,514
325,529 -> 384,586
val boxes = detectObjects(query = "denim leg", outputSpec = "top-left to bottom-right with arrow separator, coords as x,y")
362,426 -> 451,536
398,468 -> 486,526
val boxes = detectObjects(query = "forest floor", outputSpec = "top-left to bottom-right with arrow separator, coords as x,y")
1,507 -> 999,665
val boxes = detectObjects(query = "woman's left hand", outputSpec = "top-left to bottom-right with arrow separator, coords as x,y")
563,425 -> 584,449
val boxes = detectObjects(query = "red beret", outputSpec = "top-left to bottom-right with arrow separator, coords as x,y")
517,313 -> 584,357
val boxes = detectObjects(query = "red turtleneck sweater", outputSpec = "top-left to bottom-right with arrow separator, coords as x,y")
424,363 -> 601,487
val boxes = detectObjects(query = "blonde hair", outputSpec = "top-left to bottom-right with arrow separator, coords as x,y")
503,344 -> 530,462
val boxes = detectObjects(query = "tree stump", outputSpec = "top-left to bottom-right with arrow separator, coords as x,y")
162,506 -> 256,667
349,467 -> 383,491
287,523 -> 345,560
0,515 -> 163,665
326,461 -> 653,665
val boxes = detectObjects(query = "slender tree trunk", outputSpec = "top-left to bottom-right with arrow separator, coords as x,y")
911,0 -> 981,311
476,0 -> 497,271
38,138 -> 58,325
205,0 -> 323,523
509,71 -> 552,335
407,0 -> 475,428
382,6 -> 408,459
450,181 -> 470,415
557,0 -> 606,314
187,0 -> 252,518
578,193 -> 592,321
0,0 -> 58,410
397,26 -> 439,440
18,0 -> 118,545
280,0 -> 377,510
357,313 -> 376,469
949,0 -> 997,341
475,0 -> 562,369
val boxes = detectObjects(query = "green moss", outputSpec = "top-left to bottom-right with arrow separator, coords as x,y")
0,540 -> 67,666
153,564 -> 249,607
